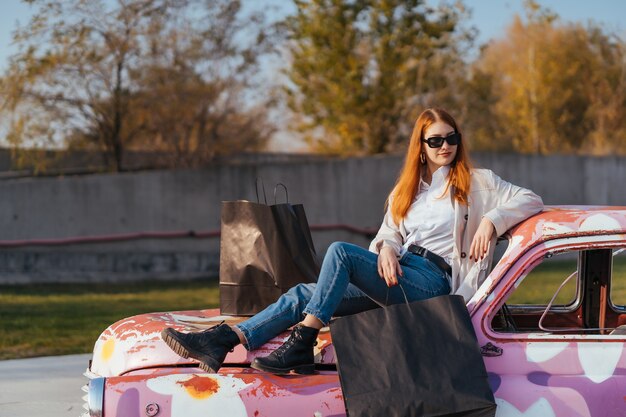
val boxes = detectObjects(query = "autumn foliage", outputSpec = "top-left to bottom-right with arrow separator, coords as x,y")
462,3 -> 626,155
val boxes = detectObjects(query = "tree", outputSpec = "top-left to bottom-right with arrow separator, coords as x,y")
120,0 -> 276,167
464,0 -> 626,155
282,0 -> 469,155
0,0 -> 275,171
581,27 -> 626,155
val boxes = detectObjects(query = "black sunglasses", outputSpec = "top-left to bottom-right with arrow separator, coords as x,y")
421,132 -> 461,148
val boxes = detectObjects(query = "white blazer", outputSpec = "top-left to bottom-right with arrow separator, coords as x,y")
369,168 -> 544,302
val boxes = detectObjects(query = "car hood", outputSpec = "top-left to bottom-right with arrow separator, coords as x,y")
90,309 -> 336,377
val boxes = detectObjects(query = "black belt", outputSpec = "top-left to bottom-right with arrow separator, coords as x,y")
407,244 -> 452,276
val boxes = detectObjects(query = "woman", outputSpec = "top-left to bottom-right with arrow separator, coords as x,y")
161,108 -> 543,375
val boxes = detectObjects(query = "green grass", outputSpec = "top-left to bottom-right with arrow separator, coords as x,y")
0,279 -> 219,360
507,259 -> 580,305
1,257 -> 626,360
614,258 -> 626,305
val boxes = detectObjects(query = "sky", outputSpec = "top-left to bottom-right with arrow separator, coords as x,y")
461,0 -> 625,45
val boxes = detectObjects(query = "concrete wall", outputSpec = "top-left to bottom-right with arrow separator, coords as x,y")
1,153 -> 625,283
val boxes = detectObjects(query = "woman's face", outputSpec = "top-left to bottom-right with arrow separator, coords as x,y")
422,121 -> 458,171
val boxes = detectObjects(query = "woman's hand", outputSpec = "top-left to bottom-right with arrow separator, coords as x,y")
469,217 -> 496,261
377,246 -> 403,286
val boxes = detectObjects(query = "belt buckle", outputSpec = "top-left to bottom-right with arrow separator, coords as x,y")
413,245 -> 427,258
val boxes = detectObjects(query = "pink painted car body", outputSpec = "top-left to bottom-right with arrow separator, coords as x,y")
83,206 -> 626,417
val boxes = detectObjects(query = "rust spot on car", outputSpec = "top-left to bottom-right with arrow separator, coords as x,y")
108,369 -> 171,386
176,375 -> 220,399
109,375 -> 146,385
247,378 -> 282,398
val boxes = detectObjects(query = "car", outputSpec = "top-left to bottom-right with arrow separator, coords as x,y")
82,206 -> 626,417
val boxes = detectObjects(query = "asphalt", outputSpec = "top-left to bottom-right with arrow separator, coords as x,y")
0,354 -> 91,417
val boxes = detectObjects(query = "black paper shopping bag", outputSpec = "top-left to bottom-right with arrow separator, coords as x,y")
219,183 -> 320,316
330,294 -> 496,417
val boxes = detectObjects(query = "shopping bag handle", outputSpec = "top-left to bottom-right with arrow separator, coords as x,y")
385,282 -> 409,306
274,183 -> 289,204
255,177 -> 268,205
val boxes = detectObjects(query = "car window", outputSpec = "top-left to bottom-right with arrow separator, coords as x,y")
492,245 -> 626,335
610,248 -> 626,307
506,251 -> 578,307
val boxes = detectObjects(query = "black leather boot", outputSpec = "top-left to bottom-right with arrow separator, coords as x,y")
251,324 -> 319,375
161,322 -> 240,373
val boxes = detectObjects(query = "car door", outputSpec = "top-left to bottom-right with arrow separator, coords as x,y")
473,235 -> 626,417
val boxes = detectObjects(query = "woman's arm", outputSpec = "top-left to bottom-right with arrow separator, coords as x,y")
369,203 -> 404,287
368,205 -> 403,256
469,171 -> 543,261
482,171 -> 544,237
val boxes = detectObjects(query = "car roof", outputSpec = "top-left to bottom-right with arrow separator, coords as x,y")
468,206 -> 626,312
510,205 -> 626,246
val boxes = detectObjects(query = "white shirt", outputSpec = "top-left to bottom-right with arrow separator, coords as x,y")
401,165 -> 455,264
370,168 -> 544,302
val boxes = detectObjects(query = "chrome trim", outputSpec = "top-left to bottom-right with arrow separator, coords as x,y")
146,403 -> 160,416
88,377 -> 106,417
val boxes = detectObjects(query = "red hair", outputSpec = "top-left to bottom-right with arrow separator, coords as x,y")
389,108 -> 472,224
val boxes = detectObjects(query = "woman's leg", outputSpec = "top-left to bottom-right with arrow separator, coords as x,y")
252,241 -> 451,374
235,281 -> 380,350
162,279 -> 379,373
302,241 -> 450,326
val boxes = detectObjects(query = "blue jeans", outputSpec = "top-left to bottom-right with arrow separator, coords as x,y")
235,241 -> 451,350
